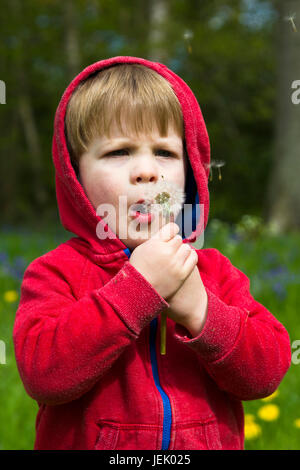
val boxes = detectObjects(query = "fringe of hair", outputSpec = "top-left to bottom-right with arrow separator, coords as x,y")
64,64 -> 185,173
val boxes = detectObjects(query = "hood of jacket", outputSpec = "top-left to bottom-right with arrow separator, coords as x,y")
52,56 -> 211,263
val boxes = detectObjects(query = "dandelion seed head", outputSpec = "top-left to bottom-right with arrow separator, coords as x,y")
142,179 -> 185,218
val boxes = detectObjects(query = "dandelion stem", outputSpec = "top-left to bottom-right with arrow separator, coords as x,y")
160,311 -> 167,355
145,175 -> 185,356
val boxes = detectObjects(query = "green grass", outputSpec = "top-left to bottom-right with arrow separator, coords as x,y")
0,224 -> 69,450
203,219 -> 300,450
0,219 -> 299,449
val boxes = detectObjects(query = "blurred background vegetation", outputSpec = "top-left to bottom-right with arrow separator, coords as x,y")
1,0 -> 300,450
2,0 -> 300,229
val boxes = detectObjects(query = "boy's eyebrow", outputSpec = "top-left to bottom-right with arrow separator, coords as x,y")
100,138 -> 183,151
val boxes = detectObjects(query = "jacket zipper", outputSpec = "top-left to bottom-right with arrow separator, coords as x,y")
150,317 -> 172,450
124,248 -> 172,450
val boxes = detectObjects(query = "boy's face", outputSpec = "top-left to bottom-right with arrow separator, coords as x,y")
78,119 -> 187,250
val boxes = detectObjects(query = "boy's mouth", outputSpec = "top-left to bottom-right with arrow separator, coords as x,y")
130,200 -> 151,213
131,211 -> 153,224
129,200 -> 154,223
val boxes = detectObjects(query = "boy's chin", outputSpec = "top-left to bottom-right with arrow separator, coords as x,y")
119,213 -> 173,251
121,224 -> 163,250
121,233 -> 154,251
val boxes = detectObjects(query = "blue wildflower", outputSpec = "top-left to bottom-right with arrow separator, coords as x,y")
272,282 -> 286,301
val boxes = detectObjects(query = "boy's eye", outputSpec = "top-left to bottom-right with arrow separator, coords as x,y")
106,149 -> 128,156
157,149 -> 174,157
106,148 -> 174,157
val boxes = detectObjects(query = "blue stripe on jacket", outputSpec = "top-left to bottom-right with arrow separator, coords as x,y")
123,248 -> 172,450
123,191 -> 199,450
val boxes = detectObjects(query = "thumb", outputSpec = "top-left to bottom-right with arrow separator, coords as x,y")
152,222 -> 180,242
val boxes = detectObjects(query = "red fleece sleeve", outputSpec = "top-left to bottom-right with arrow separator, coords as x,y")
174,250 -> 291,400
13,258 -> 168,406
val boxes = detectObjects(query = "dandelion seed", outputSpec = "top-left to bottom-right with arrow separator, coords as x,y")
284,13 -> 297,32
183,29 -> 193,41
205,160 -> 226,181
204,163 -> 213,181
214,160 -> 225,180
183,29 -> 194,54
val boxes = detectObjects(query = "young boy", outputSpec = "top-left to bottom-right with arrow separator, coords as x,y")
13,56 -> 291,450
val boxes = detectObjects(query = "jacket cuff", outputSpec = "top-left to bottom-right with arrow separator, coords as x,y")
100,261 -> 169,335
173,288 -> 245,363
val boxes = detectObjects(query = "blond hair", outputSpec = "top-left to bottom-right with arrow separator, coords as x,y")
64,63 -> 185,174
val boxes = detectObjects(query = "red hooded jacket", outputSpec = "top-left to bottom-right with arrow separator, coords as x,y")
13,56 -> 291,450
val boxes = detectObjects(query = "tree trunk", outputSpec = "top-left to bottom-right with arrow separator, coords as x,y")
147,0 -> 169,63
63,0 -> 81,79
264,0 -> 300,232
10,0 -> 47,207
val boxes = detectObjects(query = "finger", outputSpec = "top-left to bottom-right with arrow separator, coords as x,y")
182,248 -> 198,275
152,222 -> 180,241
168,233 -> 183,246
177,242 -> 192,262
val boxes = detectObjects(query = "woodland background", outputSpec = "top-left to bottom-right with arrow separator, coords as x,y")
1,0 -> 300,231
1,0 -> 300,450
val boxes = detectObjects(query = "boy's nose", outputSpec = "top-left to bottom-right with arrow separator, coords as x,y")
135,174 -> 157,183
131,160 -> 160,184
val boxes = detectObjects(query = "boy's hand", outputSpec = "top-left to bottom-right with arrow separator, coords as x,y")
129,223 -> 198,300
163,260 -> 208,337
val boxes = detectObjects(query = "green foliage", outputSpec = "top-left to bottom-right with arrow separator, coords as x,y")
0,0 -> 278,225
0,224 -> 68,449
204,217 -> 300,450
0,219 -> 299,449
0,0 -> 297,450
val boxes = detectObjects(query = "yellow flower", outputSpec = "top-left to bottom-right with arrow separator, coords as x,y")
257,404 -> 280,421
260,390 -> 279,402
244,420 -> 262,440
294,419 -> 300,429
4,290 -> 19,303
245,414 -> 255,423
